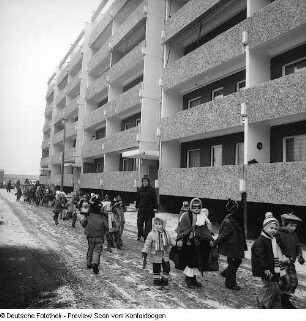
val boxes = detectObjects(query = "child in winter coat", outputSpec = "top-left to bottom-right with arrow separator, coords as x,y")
15,188 -> 22,201
80,196 -> 108,274
251,213 -> 289,308
53,193 -> 65,225
142,214 -> 174,288
276,213 -> 305,308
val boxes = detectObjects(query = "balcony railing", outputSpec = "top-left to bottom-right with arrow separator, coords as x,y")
66,72 -> 81,97
69,47 -> 82,75
162,20 -> 247,92
110,2 -> 145,50
44,103 -> 53,117
40,157 -> 50,168
65,147 -> 76,163
65,122 -> 77,139
108,41 -> 145,84
80,171 -> 137,191
51,153 -> 62,165
65,96 -> 79,117
82,138 -> 105,159
88,41 -> 111,76
51,174 -> 73,187
43,122 -> 52,133
52,130 -> 64,145
41,138 -> 50,150
55,89 -> 66,107
104,126 -> 139,153
83,105 -> 108,130
86,71 -> 109,102
56,65 -> 69,87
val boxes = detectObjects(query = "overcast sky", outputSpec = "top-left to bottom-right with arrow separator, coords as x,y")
0,0 -> 102,175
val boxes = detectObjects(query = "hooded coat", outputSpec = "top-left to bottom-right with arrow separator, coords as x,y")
175,198 -> 216,273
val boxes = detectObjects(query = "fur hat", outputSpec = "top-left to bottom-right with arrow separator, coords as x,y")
226,198 -> 238,213
190,198 -> 202,211
281,213 -> 302,226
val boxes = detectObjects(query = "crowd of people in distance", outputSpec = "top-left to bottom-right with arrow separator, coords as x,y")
6,175 -> 304,309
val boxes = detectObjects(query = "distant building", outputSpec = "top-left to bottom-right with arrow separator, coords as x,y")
0,169 -> 4,188
40,0 -> 306,239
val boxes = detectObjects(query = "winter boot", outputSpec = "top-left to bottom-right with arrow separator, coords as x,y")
185,276 -> 195,288
92,264 -> 99,274
161,278 -> 169,287
191,276 -> 203,288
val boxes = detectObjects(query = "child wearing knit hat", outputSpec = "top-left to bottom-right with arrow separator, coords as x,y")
251,213 -> 289,308
275,213 -> 304,308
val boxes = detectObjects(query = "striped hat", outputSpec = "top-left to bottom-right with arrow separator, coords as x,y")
263,215 -> 279,230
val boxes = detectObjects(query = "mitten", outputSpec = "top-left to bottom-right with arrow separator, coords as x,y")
142,252 -> 147,259
298,255 -> 305,265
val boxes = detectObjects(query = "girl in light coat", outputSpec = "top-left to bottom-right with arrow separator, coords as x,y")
142,214 -> 175,287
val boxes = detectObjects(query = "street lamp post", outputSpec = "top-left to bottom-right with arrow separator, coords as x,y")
60,118 -> 69,192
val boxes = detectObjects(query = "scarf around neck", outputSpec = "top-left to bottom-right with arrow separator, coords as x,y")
155,229 -> 170,251
261,231 -> 286,277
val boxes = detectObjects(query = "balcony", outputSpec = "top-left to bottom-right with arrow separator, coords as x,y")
161,91 -> 244,142
41,138 -> 50,150
247,161 -> 306,206
108,41 -> 145,85
51,153 -> 62,165
56,65 -> 69,87
51,174 -> 73,187
104,126 -> 139,153
159,165 -> 242,200
86,71 -> 109,102
44,103 -> 53,117
65,122 -> 77,139
80,171 -> 137,191
65,147 -> 76,163
164,0 -> 220,42
106,83 -> 142,118
55,89 -> 66,107
45,85 -> 55,100
39,176 -> 49,185
66,72 -> 81,97
82,138 -> 105,159
40,157 -> 50,168
88,41 -> 111,76
247,0 -> 306,51
162,20 -> 247,92
43,121 -> 52,133
83,105 -> 108,130
69,47 -> 82,75
52,130 -> 64,145
110,3 -> 146,50
247,70 -> 306,124
65,96 -> 79,117
54,109 -> 65,124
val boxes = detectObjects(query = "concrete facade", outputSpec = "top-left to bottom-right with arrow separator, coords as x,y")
41,0 -> 306,215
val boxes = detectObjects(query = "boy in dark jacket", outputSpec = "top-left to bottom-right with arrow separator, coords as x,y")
210,199 -> 247,291
276,213 -> 304,308
136,175 -> 158,241
81,196 -> 108,274
251,213 -> 289,308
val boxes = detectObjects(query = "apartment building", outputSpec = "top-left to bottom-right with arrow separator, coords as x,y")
41,0 -> 306,239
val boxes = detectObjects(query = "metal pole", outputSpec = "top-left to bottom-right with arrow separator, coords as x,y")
60,122 -> 66,192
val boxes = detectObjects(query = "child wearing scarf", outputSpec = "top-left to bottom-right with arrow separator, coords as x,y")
142,214 -> 174,288
251,213 -> 289,308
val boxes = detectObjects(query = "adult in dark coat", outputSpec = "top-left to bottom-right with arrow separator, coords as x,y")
211,199 -> 247,290
176,198 -> 215,288
136,175 -> 158,241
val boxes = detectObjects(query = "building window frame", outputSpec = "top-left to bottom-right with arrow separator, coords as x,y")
187,149 -> 200,168
236,80 -> 246,92
235,142 -> 244,165
283,134 -> 306,162
187,96 -> 201,109
282,57 -> 306,76
124,123 -> 131,130
136,118 -> 141,126
122,158 -> 136,171
211,144 -> 222,167
212,87 -> 224,100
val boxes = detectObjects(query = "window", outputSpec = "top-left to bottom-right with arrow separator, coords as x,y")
212,87 -> 224,100
187,149 -> 200,168
136,118 -> 141,126
95,127 -> 105,140
283,58 -> 306,76
124,123 -> 131,130
235,143 -> 244,165
122,158 -> 136,171
211,145 -> 222,167
188,97 -> 201,109
236,80 -> 246,92
95,158 -> 104,173
283,135 -> 306,162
